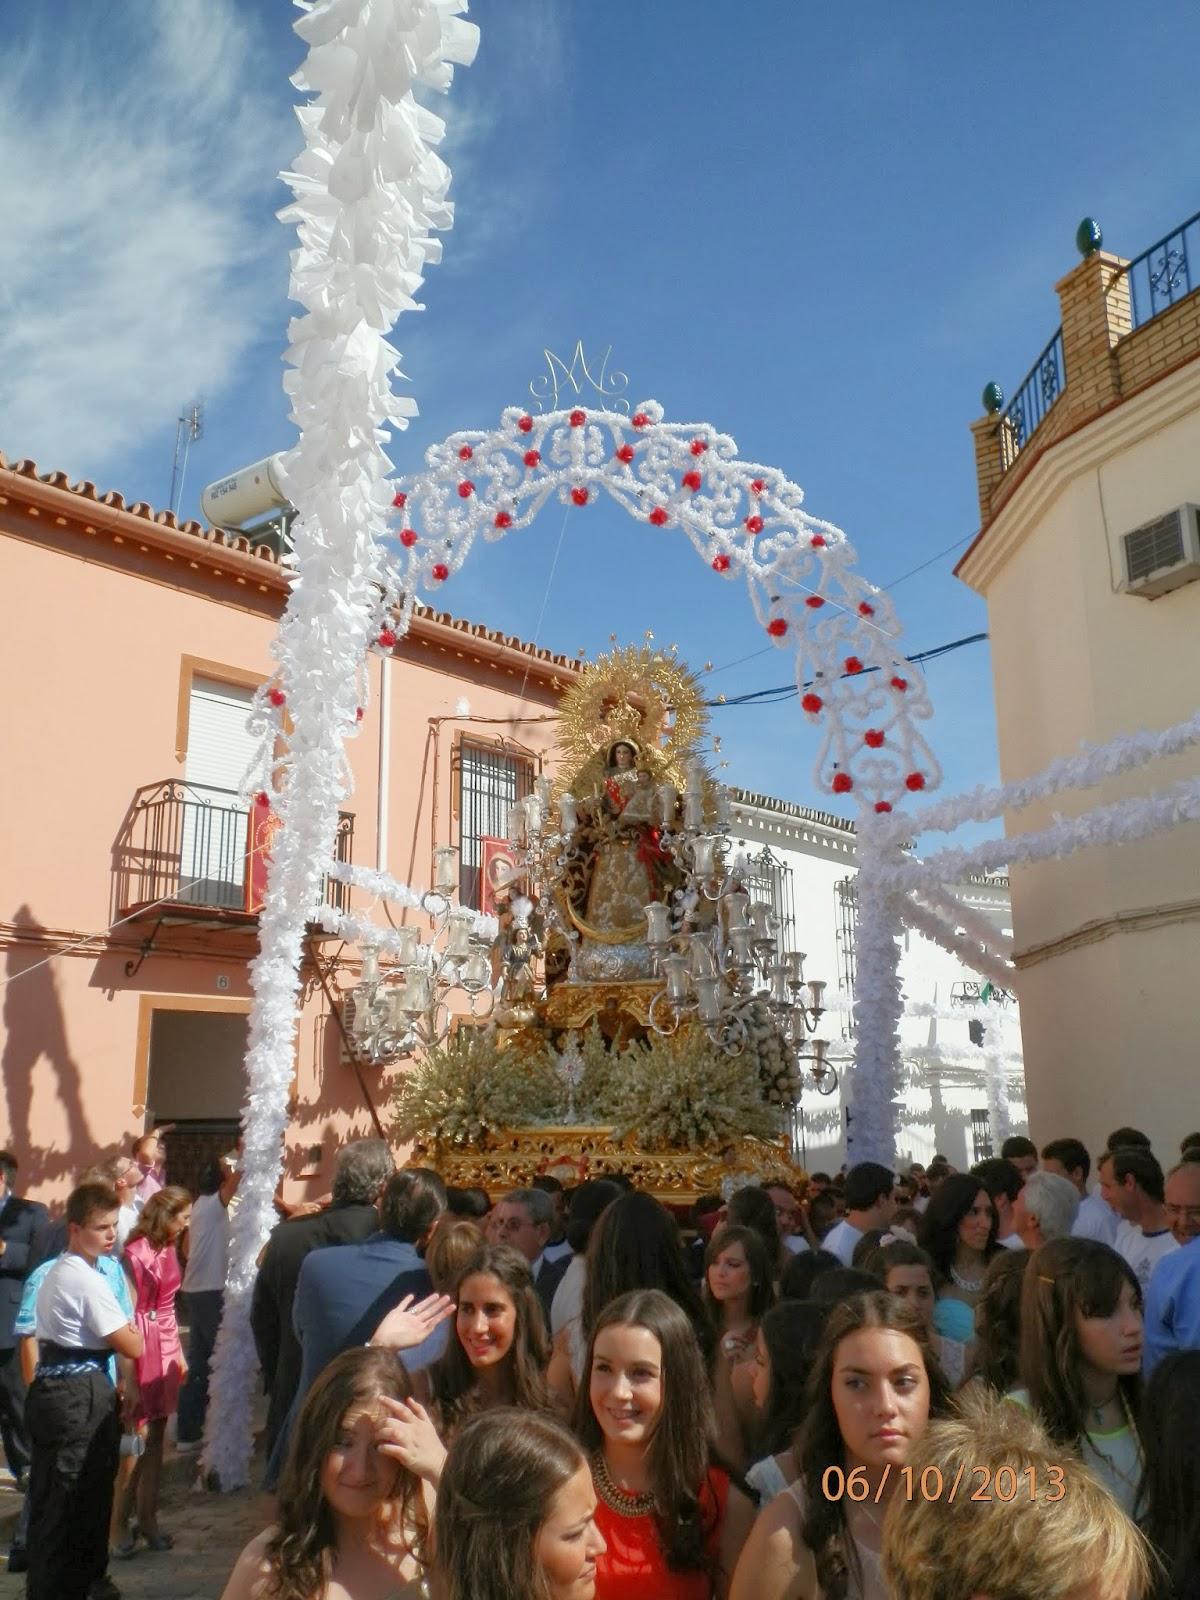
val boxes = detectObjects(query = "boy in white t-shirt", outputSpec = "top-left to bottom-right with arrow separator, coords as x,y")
26,1180 -> 143,1600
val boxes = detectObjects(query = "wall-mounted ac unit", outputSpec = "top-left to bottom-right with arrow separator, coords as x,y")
1120,503 -> 1200,598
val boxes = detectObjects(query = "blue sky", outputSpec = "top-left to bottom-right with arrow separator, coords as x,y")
5,1 -> 1200,837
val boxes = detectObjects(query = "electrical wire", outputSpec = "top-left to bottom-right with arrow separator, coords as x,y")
705,631 -> 988,707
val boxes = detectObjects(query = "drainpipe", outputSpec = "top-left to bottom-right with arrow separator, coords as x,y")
377,652 -> 391,873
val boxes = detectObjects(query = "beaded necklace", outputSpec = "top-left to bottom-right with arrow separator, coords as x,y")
592,1450 -> 656,1518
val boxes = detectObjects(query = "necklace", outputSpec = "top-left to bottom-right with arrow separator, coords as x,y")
592,1451 -> 656,1518
950,1265 -> 983,1293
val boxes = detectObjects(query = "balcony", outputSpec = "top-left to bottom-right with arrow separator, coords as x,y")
114,780 -> 353,925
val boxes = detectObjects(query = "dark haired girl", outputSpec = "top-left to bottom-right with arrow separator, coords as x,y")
730,1292 -> 951,1600
916,1173 -> 998,1383
1012,1237 -> 1144,1516
220,1347 -> 430,1600
574,1289 -> 754,1598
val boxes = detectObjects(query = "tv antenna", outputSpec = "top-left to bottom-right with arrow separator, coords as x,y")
169,400 -> 204,516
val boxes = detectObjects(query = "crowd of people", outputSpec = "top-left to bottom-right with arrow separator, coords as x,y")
7,1121 -> 1200,1599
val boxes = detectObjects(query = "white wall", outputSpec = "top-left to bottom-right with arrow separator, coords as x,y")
730,793 -> 1027,1173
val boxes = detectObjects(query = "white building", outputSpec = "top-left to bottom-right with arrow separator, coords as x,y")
730,789 -> 1027,1174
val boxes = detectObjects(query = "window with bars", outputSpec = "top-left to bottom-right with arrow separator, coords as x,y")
835,876 -> 858,1020
971,1108 -> 994,1163
456,740 -> 534,909
739,846 -> 796,953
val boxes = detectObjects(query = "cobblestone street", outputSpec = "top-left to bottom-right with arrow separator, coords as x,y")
0,1454 -> 271,1600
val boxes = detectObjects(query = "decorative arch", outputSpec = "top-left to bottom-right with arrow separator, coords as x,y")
374,400 -> 943,815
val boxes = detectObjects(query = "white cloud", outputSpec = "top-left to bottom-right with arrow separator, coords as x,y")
0,0 -> 296,478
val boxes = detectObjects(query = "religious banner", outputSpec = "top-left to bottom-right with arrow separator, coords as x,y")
244,793 -> 281,914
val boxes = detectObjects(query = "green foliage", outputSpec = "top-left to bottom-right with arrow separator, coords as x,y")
391,1027 -> 561,1146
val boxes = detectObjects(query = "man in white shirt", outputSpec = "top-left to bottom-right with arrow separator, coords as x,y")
109,1154 -> 141,1245
28,1179 -> 142,1600
822,1163 -> 896,1266
1041,1137 -> 1119,1247
176,1156 -> 239,1450
1011,1170 -> 1079,1248
1102,1147 -> 1179,1294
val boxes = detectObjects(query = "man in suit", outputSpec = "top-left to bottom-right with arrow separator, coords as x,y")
251,1138 -> 394,1456
266,1167 -> 449,1486
0,1151 -> 49,1492
491,1187 -> 568,1324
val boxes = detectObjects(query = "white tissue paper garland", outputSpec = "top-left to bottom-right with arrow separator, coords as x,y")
202,0 -> 477,1491
845,828 -> 905,1163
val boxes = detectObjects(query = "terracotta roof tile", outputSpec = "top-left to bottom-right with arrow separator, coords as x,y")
2,443 -> 578,674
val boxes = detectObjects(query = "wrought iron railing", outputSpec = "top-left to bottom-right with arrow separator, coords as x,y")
1126,209 -> 1200,330
1000,327 -> 1066,465
115,780 -> 353,916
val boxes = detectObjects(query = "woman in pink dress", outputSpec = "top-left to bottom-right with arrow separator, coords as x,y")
113,1185 -> 192,1557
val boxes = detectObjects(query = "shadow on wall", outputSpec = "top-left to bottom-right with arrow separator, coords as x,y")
285,983 -> 389,1193
2,905 -> 99,1187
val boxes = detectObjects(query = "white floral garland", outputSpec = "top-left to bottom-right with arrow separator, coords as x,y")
203,0 -> 476,1491
374,403 -> 942,812
870,707 -> 1200,845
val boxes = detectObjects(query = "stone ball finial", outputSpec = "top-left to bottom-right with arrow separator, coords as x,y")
982,382 -> 1004,415
1075,217 -> 1103,257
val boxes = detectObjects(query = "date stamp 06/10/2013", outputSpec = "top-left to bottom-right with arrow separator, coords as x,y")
821,1463 -> 1067,1506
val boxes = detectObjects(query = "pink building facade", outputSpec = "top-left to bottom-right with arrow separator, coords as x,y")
0,450 -> 573,1207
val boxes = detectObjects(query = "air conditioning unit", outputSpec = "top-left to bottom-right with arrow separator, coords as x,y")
1120,503 -> 1200,598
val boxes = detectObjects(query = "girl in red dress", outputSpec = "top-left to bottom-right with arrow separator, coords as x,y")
573,1289 -> 755,1599
114,1185 -> 191,1555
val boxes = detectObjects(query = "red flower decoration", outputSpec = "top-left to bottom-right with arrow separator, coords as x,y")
767,618 -> 788,637
256,792 -> 270,808
844,656 -> 864,674
494,512 -> 512,530
517,414 -> 534,433
801,693 -> 823,714
269,688 -> 286,707
377,628 -> 397,648
890,676 -> 908,692
863,729 -> 885,748
632,412 -> 650,428
682,470 -> 702,492
432,563 -> 449,581
811,535 -> 827,548
457,480 -> 474,498
745,514 -> 764,535
805,595 -> 825,609
858,601 -> 875,616
523,449 -> 541,467
874,801 -> 893,814
399,528 -> 419,548
690,439 -> 708,456
615,444 -> 635,463
648,507 -> 669,526
569,409 -> 586,427
391,491 -> 407,508
571,487 -> 589,507
905,772 -> 926,791
711,553 -> 730,572
458,445 -> 473,461
355,707 -> 364,723
832,772 -> 853,794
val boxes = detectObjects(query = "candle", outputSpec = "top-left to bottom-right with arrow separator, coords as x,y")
724,888 -> 750,930
691,835 -> 716,877
749,901 -> 775,942
694,975 -> 722,1022
713,785 -> 732,826
805,979 -> 827,1014
535,775 -> 553,810
683,793 -> 704,830
522,793 -> 543,836
663,954 -> 691,1005
432,844 -> 459,894
689,934 -> 717,978
685,758 -> 705,795
767,962 -> 790,1006
644,903 -> 672,946
559,793 -> 578,834
394,926 -> 420,966
461,950 -> 492,993
360,946 -> 380,986
447,910 -> 474,959
656,783 -> 678,827
507,803 -> 526,846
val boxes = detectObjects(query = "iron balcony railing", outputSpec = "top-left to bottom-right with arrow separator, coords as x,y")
1000,326 -> 1066,465
115,780 -> 353,917
1126,209 -> 1200,331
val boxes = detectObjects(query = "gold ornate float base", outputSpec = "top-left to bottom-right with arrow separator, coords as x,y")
414,1125 -> 806,1207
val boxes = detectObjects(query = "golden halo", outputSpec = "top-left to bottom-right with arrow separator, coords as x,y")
555,644 -> 708,795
